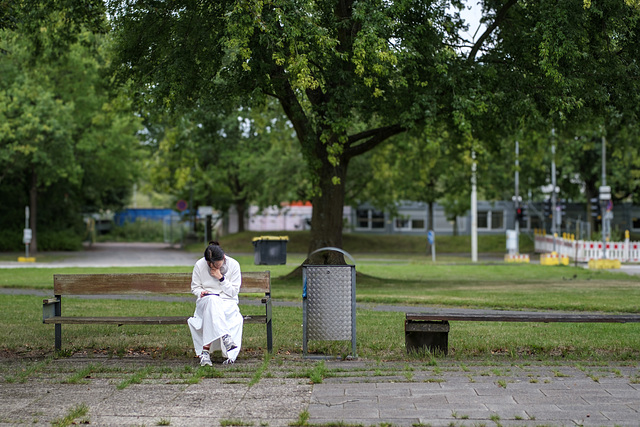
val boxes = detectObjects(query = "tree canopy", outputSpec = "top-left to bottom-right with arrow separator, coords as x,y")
102,0 -> 640,256
145,101 -> 308,232
108,0 -> 470,258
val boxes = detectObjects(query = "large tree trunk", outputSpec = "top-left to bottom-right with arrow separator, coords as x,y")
307,157 -> 348,264
427,202 -> 434,231
236,199 -> 246,233
29,171 -> 38,253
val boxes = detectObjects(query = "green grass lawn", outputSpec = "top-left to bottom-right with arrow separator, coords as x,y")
185,230 -> 536,254
1,250 -> 639,362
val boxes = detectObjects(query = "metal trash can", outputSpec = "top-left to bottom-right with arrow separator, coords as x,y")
252,236 -> 288,265
302,247 -> 356,358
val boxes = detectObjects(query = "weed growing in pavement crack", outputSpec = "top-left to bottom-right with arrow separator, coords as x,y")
51,403 -> 89,427
249,352 -> 272,387
220,419 -> 254,426
290,361 -> 331,384
4,357 -> 52,384
289,410 -> 309,426
117,366 -> 153,390
63,363 -> 102,384
552,369 -> 571,378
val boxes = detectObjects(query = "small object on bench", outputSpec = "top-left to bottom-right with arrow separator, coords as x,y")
405,310 -> 640,355
43,272 -> 272,353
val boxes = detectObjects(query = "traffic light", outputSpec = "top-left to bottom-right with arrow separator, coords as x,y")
515,207 -> 524,221
543,198 -> 552,219
589,197 -> 601,220
557,198 -> 566,223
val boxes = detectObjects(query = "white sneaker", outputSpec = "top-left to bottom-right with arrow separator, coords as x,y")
222,358 -> 234,365
200,350 -> 212,367
221,334 -> 237,352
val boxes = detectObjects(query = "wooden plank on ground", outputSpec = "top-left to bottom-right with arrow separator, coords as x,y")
406,311 -> 640,323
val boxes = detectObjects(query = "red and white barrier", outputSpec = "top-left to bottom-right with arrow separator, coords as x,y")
504,254 -> 530,263
534,231 -> 640,263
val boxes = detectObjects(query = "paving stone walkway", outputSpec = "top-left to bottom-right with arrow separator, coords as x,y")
1,356 -> 639,426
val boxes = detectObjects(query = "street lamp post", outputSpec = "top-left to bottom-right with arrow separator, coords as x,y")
471,150 -> 478,263
600,136 -> 610,259
514,141 -> 520,255
551,131 -> 557,252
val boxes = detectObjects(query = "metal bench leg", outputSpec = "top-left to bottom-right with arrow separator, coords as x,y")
265,297 -> 273,353
266,319 -> 273,353
55,295 -> 62,351
55,324 -> 61,351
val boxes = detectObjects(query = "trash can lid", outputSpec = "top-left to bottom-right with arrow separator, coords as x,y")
252,236 -> 289,241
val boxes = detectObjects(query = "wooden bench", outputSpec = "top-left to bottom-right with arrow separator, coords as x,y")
43,271 -> 272,353
405,310 -> 640,355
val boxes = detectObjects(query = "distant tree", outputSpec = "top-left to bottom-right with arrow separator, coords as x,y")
0,7 -> 141,251
439,160 -> 472,236
147,102 -> 308,232
474,0 -> 640,211
352,127 -> 453,231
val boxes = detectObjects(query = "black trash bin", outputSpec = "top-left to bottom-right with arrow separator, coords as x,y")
252,236 -> 289,265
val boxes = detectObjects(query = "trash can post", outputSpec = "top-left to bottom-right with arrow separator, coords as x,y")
302,247 -> 357,359
302,267 -> 309,356
350,264 -> 356,357
252,236 -> 289,265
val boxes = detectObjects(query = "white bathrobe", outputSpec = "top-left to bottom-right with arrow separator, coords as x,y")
187,255 -> 243,361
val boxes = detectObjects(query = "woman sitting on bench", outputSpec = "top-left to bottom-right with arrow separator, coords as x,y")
188,241 -> 243,366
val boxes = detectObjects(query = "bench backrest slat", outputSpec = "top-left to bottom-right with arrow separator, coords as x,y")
53,271 -> 270,295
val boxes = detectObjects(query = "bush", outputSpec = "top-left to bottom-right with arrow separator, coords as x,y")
0,228 -> 83,252
0,229 -> 23,251
101,219 -> 167,243
38,229 -> 84,251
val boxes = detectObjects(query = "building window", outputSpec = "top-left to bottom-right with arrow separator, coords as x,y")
371,210 -> 385,229
412,218 -> 425,229
356,209 -> 369,228
477,210 -> 504,230
394,216 -> 426,231
478,211 -> 488,228
491,211 -> 504,229
395,218 -> 410,230
356,209 -> 385,230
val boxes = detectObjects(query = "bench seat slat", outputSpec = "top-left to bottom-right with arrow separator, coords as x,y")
406,312 -> 640,323
44,315 -> 268,325
53,272 -> 270,295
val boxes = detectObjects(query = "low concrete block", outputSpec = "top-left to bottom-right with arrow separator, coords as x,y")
405,320 -> 449,355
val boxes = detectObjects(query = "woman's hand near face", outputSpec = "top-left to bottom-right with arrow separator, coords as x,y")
208,260 -> 224,280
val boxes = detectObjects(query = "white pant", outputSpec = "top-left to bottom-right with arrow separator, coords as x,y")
187,295 -> 243,361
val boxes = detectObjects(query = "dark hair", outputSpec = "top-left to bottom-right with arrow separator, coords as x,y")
204,240 -> 225,262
